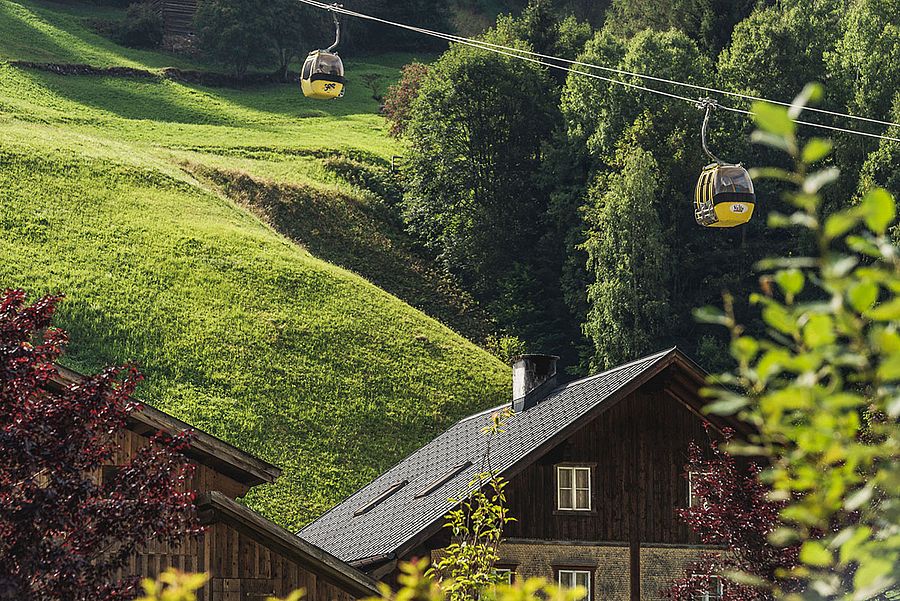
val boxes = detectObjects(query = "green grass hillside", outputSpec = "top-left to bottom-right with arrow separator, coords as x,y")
0,0 -> 509,529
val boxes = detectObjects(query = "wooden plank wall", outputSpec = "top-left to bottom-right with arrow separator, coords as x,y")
150,0 -> 199,37
101,430 -> 360,601
203,523 -> 358,601
107,430 -> 250,499
502,378 -> 712,544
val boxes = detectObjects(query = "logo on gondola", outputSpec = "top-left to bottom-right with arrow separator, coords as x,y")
324,83 -> 336,91
731,204 -> 747,213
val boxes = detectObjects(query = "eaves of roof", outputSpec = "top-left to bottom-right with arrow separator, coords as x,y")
197,492 -> 380,598
49,365 -> 282,487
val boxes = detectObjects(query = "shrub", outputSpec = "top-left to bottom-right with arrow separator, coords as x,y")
194,0 -> 273,78
118,3 -> 164,49
697,84 -> 900,599
0,291 -> 200,600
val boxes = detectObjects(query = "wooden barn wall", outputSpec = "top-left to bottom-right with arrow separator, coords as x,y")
106,429 -> 250,500
201,522 -> 358,601
502,383 -> 711,544
103,431 -> 362,601
113,523 -> 358,601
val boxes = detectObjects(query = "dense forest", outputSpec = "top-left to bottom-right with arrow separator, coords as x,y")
365,0 -> 900,374
190,0 -> 899,374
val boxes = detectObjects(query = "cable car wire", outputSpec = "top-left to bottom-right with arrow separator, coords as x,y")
297,0 -> 900,143
312,0 -> 900,131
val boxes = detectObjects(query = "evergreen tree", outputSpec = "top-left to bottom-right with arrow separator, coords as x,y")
581,147 -> 670,369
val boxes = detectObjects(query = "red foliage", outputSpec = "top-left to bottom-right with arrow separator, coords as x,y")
382,62 -> 430,138
0,289 -> 201,601
664,428 -> 798,601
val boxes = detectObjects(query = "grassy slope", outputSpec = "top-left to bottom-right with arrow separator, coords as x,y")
0,0 -> 508,529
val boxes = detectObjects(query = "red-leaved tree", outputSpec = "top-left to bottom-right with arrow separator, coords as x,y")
664,429 -> 798,601
0,289 -> 201,601
382,62 -> 430,138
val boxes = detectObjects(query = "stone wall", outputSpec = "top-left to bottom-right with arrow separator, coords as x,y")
433,540 -> 714,601
640,545 -> 706,600
498,540 -> 630,601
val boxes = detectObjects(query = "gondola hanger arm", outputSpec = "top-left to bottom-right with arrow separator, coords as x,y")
327,4 -> 342,52
697,97 -> 724,165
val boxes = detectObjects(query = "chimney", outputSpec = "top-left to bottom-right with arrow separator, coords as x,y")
511,354 -> 559,412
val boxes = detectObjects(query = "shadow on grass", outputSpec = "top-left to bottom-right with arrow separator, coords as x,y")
186,160 -> 496,344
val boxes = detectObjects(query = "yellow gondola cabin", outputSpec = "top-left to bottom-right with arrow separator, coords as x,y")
301,50 -> 344,100
694,163 -> 755,227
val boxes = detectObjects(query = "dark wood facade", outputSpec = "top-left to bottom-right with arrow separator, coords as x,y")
50,366 -> 379,601
502,373 -> 712,544
150,0 -> 198,38
408,361 -> 730,601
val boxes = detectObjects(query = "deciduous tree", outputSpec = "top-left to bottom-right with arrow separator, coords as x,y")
382,62 -> 429,137
665,431 -> 798,601
194,0 -> 273,78
401,31 -> 556,340
0,290 -> 200,601
581,146 -> 670,369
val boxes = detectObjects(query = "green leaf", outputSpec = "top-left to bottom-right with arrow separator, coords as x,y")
693,306 -> 729,326
723,570 -> 768,587
769,526 -> 801,546
781,504 -> 820,526
763,304 -> 796,334
888,395 -> 900,418
803,167 -> 840,194
846,234 -> 881,257
844,486 -> 874,512
750,167 -> 800,183
752,101 -> 795,137
775,269 -> 805,298
860,188 -> 896,235
867,298 -> 900,321
847,282 -> 878,313
731,336 -> 759,361
799,541 -> 833,567
854,558 -> 893,590
801,138 -> 833,164
704,395 -> 750,416
824,211 -> 860,240
876,353 -> 900,381
756,257 -> 817,270
751,130 -> 791,152
789,82 -> 824,119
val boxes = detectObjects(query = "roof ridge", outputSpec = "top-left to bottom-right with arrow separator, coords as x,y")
456,403 -> 509,424
555,347 -> 676,392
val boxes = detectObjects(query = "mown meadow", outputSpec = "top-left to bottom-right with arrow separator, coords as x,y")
0,0 -> 508,528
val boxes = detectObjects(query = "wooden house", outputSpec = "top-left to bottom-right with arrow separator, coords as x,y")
299,348 -> 739,601
49,366 -> 379,601
149,0 -> 198,39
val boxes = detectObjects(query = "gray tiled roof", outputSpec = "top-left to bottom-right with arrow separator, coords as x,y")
298,348 -> 678,563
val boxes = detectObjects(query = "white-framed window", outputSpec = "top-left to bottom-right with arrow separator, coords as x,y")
557,465 -> 591,511
557,569 -> 591,600
494,568 -> 514,584
688,471 -> 712,509
695,575 -> 723,601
